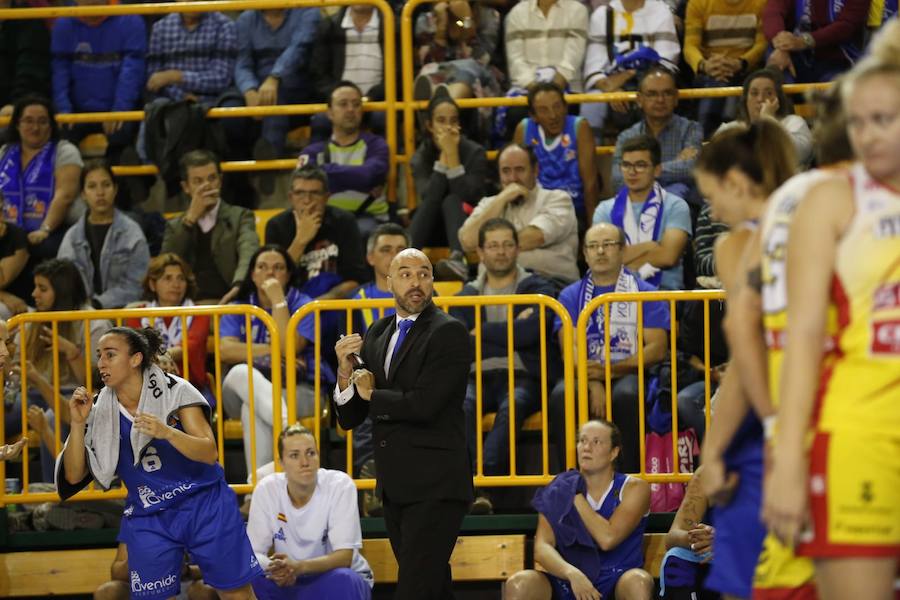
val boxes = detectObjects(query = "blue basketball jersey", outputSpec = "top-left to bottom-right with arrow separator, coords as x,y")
593,472 -> 647,572
117,408 -> 223,518
524,115 -> 584,213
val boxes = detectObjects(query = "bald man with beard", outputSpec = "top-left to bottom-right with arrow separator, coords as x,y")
333,249 -> 473,600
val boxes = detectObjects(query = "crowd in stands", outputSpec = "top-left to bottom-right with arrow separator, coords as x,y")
0,0 -> 894,513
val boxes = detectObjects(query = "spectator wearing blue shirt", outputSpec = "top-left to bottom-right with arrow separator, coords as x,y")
610,68 -> 703,202
235,7 -> 320,156
593,135 -> 691,291
550,223 -> 670,473
51,1 -> 145,167
220,245 -> 321,477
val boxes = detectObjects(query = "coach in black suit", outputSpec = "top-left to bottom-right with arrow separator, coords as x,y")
334,249 -> 473,600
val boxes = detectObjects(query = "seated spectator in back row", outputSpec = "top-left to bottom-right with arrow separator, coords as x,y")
594,135 -> 691,291
265,165 -> 368,300
299,81 -> 389,241
50,0 -> 146,166
235,3 -> 320,157
515,83 -> 599,228
0,191 -> 30,319
611,68 -> 702,202
550,224 -> 669,474
161,150 -> 260,303
0,0 -> 51,118
683,0 -> 767,136
58,160 -> 149,308
459,144 -> 579,285
410,92 -> 489,281
247,424 -> 373,599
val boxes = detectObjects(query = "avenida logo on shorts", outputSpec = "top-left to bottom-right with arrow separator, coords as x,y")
131,570 -> 177,595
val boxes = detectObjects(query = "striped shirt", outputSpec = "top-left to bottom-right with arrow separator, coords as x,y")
147,12 -> 237,103
504,0 -> 588,91
340,8 -> 382,95
683,0 -> 766,74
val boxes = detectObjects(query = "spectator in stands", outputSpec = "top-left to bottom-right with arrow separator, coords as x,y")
505,419 -> 654,600
221,245 -> 320,478
610,68 -> 702,201
298,81 -> 390,240
50,0 -> 146,166
450,218 -> 559,512
145,7 -> 237,105
581,0 -> 680,136
94,543 -> 219,600
594,135 -> 691,291
0,95 -> 83,269
692,203 -> 728,286
124,253 -> 212,402
264,165 -> 368,300
247,424 -> 374,599
0,191 -> 30,319
459,144 -> 580,284
716,68 -> 813,166
683,0 -> 766,136
412,0 -> 503,117
0,0 -> 51,119
504,0 -> 588,93
309,4 -> 396,141
514,82 -> 599,228
12,258 -> 111,481
235,3 -> 320,157
660,467 -> 717,599
409,92 -> 489,281
762,0 -> 869,83
549,224 -> 670,474
57,160 -> 149,309
161,150 -> 260,304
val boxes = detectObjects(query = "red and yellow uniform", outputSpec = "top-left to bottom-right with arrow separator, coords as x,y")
800,163 -> 900,558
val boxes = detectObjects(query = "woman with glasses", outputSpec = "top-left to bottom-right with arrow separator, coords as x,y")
0,95 -> 83,267
220,245 -> 321,477
505,419 -> 653,600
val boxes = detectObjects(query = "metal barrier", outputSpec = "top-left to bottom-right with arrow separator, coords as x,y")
576,289 -> 726,483
0,304 -> 280,505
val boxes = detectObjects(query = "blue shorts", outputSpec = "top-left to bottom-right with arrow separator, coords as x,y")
119,480 -> 263,599
251,568 -> 372,600
706,431 -> 766,599
548,568 -> 627,599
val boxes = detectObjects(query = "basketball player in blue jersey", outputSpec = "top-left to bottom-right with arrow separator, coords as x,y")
56,327 -> 262,600
505,419 -> 653,600
514,82 -> 599,227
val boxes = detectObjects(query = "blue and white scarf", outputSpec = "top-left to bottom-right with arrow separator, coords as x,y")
610,182 -> 665,286
0,142 -> 57,232
579,268 -> 640,363
795,0 -> 866,63
140,299 -> 195,349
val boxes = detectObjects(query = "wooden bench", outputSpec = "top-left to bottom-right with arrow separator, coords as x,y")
0,534 -> 528,596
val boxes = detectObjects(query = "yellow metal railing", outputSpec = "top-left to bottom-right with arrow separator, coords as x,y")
577,290 -> 725,483
0,304 -> 280,505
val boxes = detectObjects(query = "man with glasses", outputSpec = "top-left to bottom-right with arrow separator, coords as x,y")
458,144 -> 579,285
450,218 -> 560,513
298,81 -> 389,241
264,164 -> 368,300
161,150 -> 260,303
610,68 -> 702,201
594,135 -> 691,290
550,222 -> 670,473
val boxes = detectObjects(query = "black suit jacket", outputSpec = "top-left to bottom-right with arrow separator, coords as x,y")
336,302 -> 474,505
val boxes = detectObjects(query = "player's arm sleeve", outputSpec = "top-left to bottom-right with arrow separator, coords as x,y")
327,474 -> 364,551
247,482 -> 276,569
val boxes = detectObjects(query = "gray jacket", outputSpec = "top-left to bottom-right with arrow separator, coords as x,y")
58,210 -> 150,308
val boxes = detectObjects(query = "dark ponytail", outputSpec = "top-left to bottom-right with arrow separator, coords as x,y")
104,326 -> 166,370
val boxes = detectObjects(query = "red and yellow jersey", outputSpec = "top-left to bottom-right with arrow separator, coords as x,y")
760,169 -> 841,409
817,162 -> 900,435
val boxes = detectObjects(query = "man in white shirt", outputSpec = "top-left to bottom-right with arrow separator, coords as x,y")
458,144 -> 580,284
247,424 -> 373,599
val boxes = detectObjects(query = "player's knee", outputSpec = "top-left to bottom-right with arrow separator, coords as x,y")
615,568 -> 654,600
504,570 -> 545,600
93,581 -> 128,600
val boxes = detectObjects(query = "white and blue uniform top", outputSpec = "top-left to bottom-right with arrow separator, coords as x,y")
524,115 -> 585,214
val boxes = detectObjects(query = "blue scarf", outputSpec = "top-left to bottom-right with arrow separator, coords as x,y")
578,268 -> 640,362
795,0 -> 866,62
0,142 -> 57,232
609,183 -> 665,287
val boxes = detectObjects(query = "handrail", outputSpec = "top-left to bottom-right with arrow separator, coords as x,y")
0,304 -> 281,504
576,289 -> 725,483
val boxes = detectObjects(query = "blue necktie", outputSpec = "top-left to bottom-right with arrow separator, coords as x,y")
391,319 -> 414,365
